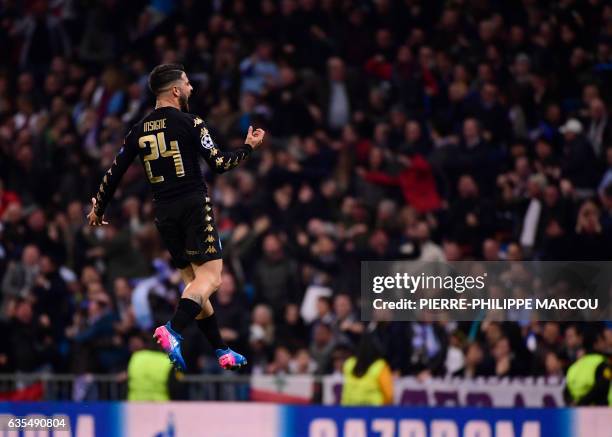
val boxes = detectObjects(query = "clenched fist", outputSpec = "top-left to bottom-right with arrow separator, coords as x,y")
245,125 -> 266,148
86,197 -> 108,226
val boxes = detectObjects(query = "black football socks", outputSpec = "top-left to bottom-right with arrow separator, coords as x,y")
169,298 -> 202,334
197,313 -> 228,350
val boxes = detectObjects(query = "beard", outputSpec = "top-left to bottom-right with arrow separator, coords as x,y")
178,92 -> 190,112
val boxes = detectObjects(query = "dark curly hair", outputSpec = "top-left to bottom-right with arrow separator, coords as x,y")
148,64 -> 185,95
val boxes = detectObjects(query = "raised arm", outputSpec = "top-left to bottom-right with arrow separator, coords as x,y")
87,133 -> 139,225
195,119 -> 265,174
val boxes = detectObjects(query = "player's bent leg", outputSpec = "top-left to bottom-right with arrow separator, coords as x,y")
186,258 -> 223,302
179,265 -> 195,284
168,259 -> 221,332
189,262 -> 247,370
195,302 -> 248,370
153,264 -> 206,372
195,299 -> 215,320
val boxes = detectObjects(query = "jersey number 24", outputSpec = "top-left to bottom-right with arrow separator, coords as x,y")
138,133 -> 185,183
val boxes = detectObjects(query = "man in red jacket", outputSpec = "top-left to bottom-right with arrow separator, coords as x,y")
358,154 -> 442,213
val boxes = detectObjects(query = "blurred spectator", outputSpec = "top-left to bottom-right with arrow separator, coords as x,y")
253,233 -> 300,317
359,154 -> 442,213
310,322 -> 336,375
332,293 -> 363,346
212,271 -> 249,354
544,351 -> 565,378
7,297 -> 55,372
87,223 -> 150,282
563,324 -> 583,364
341,334 -> 393,406
584,98 -> 611,159
560,118 -> 598,193
277,303 -> 308,351
453,342 -> 493,378
320,57 -> 361,132
66,292 -> 124,373
444,331 -> 466,376
127,333 -> 173,401
0,179 -> 20,218
573,200 -> 610,260
265,345 -> 292,375
532,322 -> 563,375
492,336 -> 527,377
406,322 -> 449,378
32,254 -> 71,340
290,348 -> 316,374
239,40 -> 279,96
565,323 -> 611,406
2,244 -> 40,307
410,220 -> 445,262
269,65 -> 313,137
13,0 -> 72,69
249,304 -> 275,360
312,295 -> 334,327
447,175 -> 492,257
113,277 -> 135,336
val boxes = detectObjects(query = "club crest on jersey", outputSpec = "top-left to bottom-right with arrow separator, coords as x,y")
194,117 -> 203,127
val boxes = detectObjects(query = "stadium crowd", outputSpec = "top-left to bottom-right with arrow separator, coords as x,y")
0,0 -> 611,388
